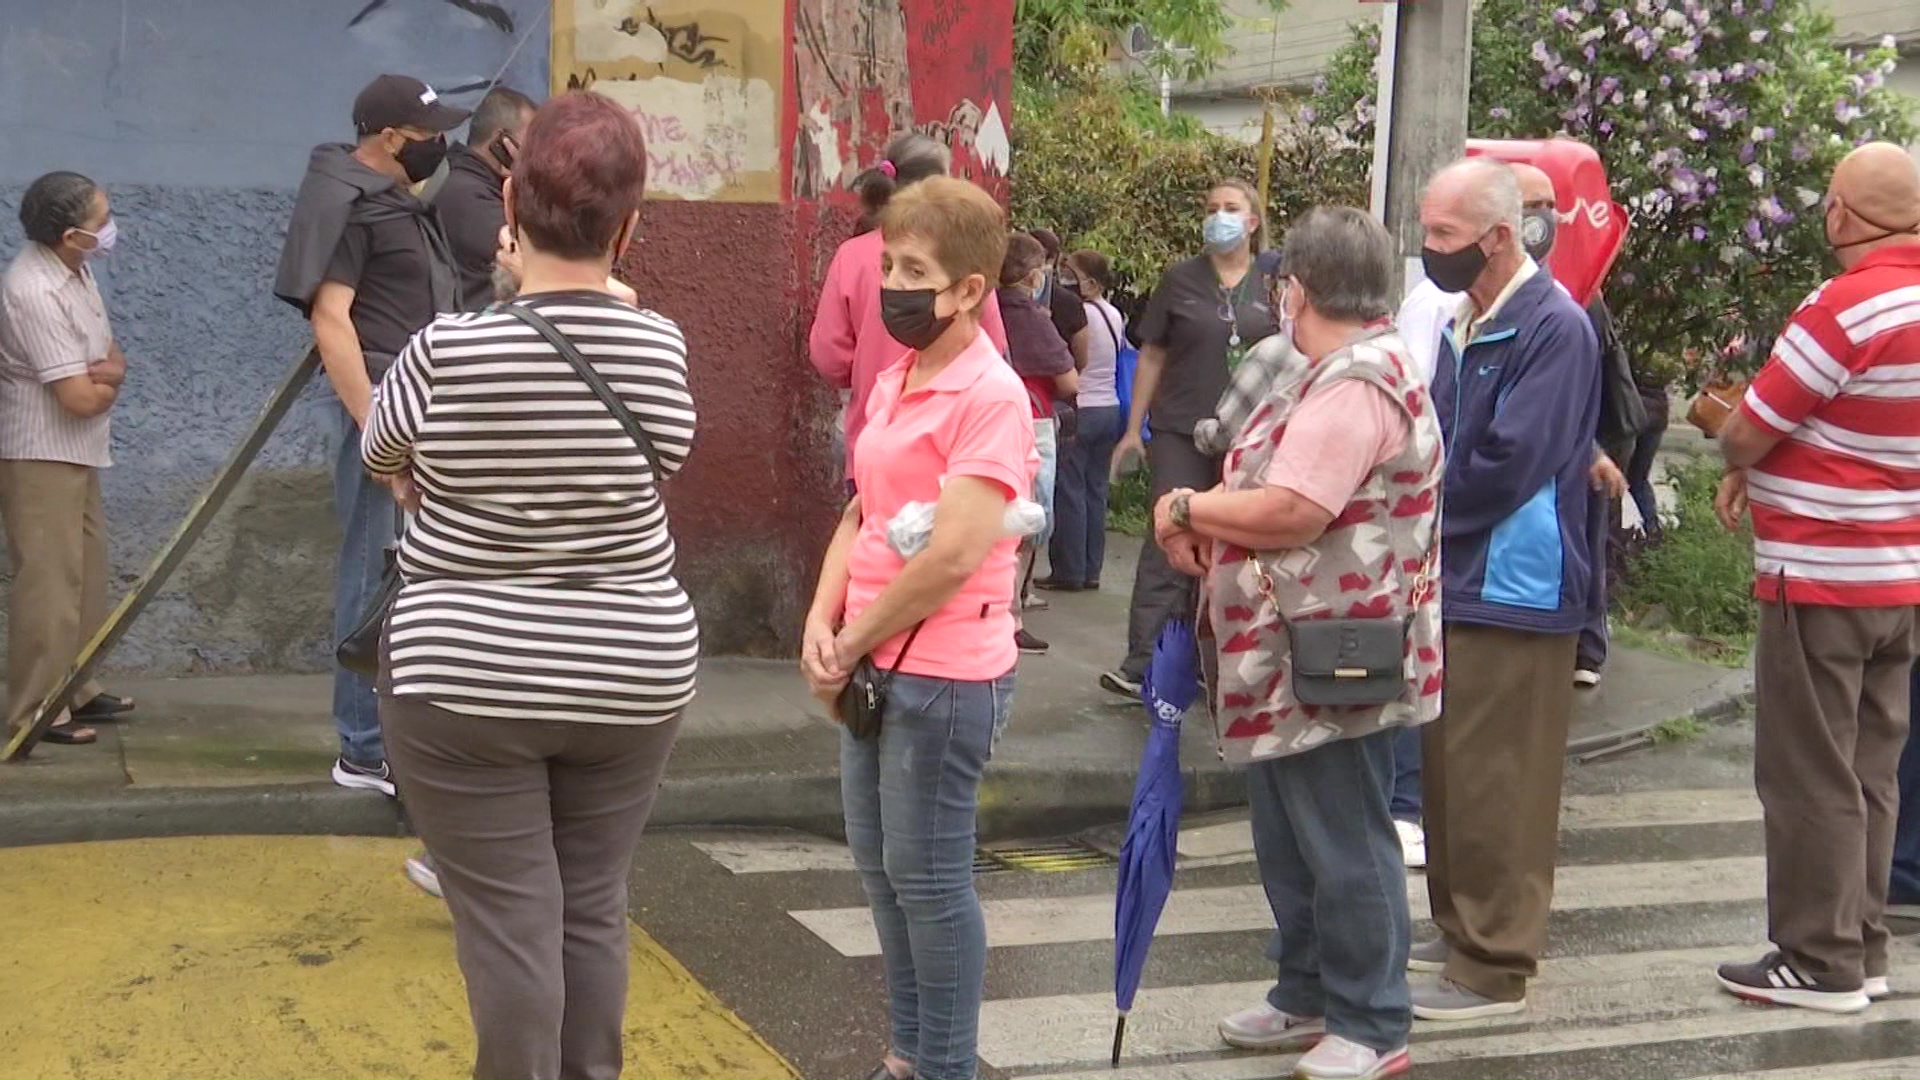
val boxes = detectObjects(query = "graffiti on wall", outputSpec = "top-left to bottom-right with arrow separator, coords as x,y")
554,0 -> 782,201
788,0 -> 1012,203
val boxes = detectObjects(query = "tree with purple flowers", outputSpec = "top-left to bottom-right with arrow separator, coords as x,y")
1307,0 -> 1914,385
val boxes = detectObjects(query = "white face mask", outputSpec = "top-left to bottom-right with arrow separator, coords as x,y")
74,218 -> 118,257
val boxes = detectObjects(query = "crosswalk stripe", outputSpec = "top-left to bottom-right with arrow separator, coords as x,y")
978,941 -> 1920,1071
695,789 -> 1763,876
789,855 -> 1765,957
1706,1058 -> 1920,1079
1022,997 -> 1920,1079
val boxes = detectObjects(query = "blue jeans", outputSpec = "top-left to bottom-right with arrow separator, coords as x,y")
1893,662 -> 1920,904
1390,725 -> 1422,823
1049,405 -> 1121,586
329,400 -> 398,765
841,671 -> 1014,1080
1577,485 -> 1612,672
1248,728 -> 1413,1054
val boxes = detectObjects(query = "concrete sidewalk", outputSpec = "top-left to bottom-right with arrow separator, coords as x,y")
0,535 -> 1750,847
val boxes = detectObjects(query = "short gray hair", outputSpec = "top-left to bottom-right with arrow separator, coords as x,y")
19,171 -> 100,248
1277,207 -> 1394,323
1426,157 -> 1523,235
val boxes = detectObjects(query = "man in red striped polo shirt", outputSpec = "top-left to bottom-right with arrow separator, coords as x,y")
1711,141 -> 1920,1013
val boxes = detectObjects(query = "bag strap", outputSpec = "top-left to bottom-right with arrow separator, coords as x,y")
1094,301 -> 1123,356
880,622 -> 925,678
501,302 -> 664,479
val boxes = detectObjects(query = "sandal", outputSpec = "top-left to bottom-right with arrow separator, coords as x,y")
42,722 -> 98,745
73,693 -> 135,722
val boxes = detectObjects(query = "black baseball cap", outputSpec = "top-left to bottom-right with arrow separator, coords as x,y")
353,74 -> 471,136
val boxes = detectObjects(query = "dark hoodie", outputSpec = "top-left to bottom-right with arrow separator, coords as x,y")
435,143 -> 508,314
273,144 -> 461,364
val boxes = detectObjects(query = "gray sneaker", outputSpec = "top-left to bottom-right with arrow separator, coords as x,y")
1412,978 -> 1527,1021
1407,937 -> 1449,973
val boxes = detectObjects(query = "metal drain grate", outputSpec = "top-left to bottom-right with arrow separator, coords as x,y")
973,840 -> 1119,874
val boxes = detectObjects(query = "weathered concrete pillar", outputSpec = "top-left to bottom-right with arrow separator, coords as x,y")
552,0 -> 1012,656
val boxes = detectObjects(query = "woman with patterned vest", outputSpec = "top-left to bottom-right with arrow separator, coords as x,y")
1152,207 -> 1444,1080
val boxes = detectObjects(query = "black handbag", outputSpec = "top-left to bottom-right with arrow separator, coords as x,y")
333,300 -> 666,678
835,623 -> 924,740
1267,544 -> 1436,708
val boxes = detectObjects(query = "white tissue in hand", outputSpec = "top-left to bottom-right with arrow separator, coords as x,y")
886,497 -> 1046,558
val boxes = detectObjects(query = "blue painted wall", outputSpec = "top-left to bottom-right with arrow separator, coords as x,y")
0,0 -> 549,675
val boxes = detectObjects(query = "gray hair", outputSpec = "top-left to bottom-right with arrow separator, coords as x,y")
18,171 -> 100,248
1277,207 -> 1394,323
856,132 -> 952,217
1426,157 -> 1523,235
470,85 -> 537,149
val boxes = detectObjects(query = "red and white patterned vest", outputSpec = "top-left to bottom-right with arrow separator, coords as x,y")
1206,327 -> 1445,765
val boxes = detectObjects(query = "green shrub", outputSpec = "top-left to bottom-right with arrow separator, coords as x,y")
1617,457 -> 1756,648
1108,464 -> 1154,537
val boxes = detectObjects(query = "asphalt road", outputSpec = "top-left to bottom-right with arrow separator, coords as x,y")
628,722 -> 1920,1080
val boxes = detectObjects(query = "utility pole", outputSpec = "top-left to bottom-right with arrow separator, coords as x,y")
1374,0 -> 1473,295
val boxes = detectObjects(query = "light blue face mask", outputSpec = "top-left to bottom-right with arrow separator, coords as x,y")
1203,210 -> 1249,253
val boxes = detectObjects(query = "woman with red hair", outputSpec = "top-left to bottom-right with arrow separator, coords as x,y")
361,91 -> 698,1079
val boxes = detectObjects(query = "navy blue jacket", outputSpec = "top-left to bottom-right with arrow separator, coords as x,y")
1432,268 -> 1601,634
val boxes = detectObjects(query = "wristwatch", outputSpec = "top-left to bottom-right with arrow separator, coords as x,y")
1170,491 -> 1194,530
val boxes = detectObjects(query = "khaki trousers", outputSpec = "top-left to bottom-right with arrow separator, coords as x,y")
1754,601 -> 1917,989
0,460 -> 107,734
1423,623 -> 1577,1002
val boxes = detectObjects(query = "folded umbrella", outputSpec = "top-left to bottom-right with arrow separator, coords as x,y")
1112,618 -> 1202,1068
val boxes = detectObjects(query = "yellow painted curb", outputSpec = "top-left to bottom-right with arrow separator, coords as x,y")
0,836 -> 797,1079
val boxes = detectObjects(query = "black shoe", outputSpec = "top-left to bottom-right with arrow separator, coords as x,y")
1714,951 -> 1870,1013
1034,577 -> 1086,592
73,692 -> 135,722
1015,629 -> 1051,655
1100,670 -> 1143,698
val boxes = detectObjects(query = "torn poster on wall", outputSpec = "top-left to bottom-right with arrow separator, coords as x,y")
554,0 -> 783,201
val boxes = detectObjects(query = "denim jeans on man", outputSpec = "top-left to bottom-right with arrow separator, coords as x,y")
1048,404 -> 1122,586
1390,725 -> 1422,823
1248,727 -> 1413,1052
842,671 -> 1013,1079
330,399 -> 398,766
1893,661 -> 1920,906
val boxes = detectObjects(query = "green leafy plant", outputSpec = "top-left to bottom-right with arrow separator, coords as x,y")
1306,0 -> 1916,390
1617,457 -> 1757,649
1017,0 -> 1289,86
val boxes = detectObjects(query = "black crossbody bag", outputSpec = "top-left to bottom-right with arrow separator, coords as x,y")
835,623 -> 926,741
335,301 -> 666,678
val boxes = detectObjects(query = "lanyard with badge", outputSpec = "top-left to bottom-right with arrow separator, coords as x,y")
1216,269 -> 1256,370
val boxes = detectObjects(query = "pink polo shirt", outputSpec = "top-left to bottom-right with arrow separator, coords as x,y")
809,229 -> 1010,475
844,328 -> 1037,682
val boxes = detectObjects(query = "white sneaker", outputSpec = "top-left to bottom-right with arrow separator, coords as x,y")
1866,976 -> 1890,1000
1218,1002 -> 1326,1050
1394,820 -> 1426,869
332,756 -> 396,797
1294,1035 -> 1410,1080
1574,668 -> 1602,689
404,852 -> 443,899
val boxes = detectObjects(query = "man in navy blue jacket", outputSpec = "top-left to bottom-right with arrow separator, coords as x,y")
1408,157 -> 1602,1022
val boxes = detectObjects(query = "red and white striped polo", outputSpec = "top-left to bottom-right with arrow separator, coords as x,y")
1739,244 -> 1920,607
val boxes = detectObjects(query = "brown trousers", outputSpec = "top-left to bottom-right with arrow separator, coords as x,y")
383,695 -> 683,1080
1423,623 -> 1577,1002
1754,601 -> 1917,989
0,460 -> 107,734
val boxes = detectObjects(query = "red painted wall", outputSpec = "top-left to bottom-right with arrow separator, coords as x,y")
623,0 -> 1012,657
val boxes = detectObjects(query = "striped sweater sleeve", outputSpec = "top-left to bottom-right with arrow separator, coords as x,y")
362,323 -> 435,475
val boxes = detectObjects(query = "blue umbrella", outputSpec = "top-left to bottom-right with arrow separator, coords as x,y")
1112,618 -> 1203,1068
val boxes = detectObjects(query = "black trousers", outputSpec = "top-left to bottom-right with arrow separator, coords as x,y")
1120,431 -> 1220,679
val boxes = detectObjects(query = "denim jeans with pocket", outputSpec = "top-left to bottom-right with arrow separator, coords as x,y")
1049,404 -> 1122,586
1248,727 -> 1413,1053
841,670 -> 1014,1079
329,399 -> 398,765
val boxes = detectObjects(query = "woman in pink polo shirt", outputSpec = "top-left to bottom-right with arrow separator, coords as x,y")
809,133 -> 1009,492
802,177 -> 1036,1080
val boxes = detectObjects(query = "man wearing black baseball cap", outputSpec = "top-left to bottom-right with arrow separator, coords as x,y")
272,74 -> 470,798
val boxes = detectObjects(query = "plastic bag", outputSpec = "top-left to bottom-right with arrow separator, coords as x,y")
887,494 -> 1046,558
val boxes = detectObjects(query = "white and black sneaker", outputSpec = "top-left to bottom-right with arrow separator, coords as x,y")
332,756 -> 396,798
1714,951 -> 1870,1014
1100,671 -> 1143,699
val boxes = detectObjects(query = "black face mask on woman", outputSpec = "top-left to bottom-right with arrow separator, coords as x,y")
398,135 -> 449,184
880,286 -> 956,351
1420,232 -> 1492,294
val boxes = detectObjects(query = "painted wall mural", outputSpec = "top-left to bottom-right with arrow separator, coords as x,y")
787,0 -> 1012,203
554,0 -> 784,201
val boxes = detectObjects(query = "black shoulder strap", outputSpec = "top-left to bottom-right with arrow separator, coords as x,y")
501,302 -> 664,479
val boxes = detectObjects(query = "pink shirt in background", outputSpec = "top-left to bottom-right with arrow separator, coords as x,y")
1263,380 -> 1410,515
809,229 -> 1010,474
844,329 -> 1037,682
